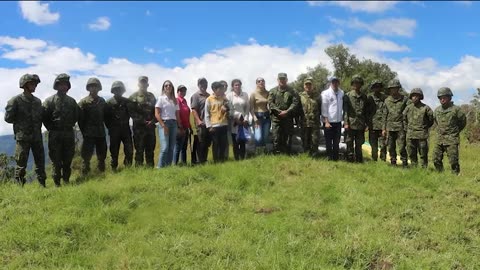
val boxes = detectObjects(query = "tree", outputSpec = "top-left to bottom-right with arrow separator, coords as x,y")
0,153 -> 15,183
290,64 -> 330,96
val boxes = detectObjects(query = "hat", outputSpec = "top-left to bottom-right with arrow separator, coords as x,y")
138,76 -> 148,83
304,77 -> 313,84
177,85 -> 187,91
277,73 -> 288,79
329,76 -> 339,82
197,77 -> 208,84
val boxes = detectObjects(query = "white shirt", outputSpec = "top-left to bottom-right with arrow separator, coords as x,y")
321,86 -> 344,123
155,95 -> 179,120
226,91 -> 250,134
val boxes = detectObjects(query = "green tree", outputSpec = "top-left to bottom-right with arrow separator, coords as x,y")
290,64 -> 330,96
0,153 -> 15,183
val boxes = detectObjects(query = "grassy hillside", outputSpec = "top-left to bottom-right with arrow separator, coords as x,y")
1,143 -> 479,269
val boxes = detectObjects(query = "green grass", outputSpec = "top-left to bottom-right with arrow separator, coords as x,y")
1,143 -> 480,269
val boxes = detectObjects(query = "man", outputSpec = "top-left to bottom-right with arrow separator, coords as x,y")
78,77 -> 107,175
367,80 -> 387,162
433,87 -> 466,174
43,73 -> 79,186
268,73 -> 300,154
128,76 -> 157,167
343,75 -> 369,163
4,74 -> 47,187
205,81 -> 230,163
105,81 -> 133,171
299,77 -> 321,156
403,88 -> 434,168
321,76 -> 344,161
191,77 -> 211,164
382,79 -> 409,167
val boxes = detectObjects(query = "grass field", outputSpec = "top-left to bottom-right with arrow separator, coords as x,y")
1,142 -> 479,269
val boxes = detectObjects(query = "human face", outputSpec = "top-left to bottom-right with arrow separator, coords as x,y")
233,82 -> 241,93
163,82 -> 173,95
138,81 -> 149,91
213,86 -> 225,96
372,85 -> 382,94
304,83 -> 313,94
198,81 -> 208,92
278,77 -> 288,88
411,94 -> 421,104
352,82 -> 362,92
178,89 -> 187,98
389,87 -> 399,96
221,82 -> 228,91
56,82 -> 70,94
439,95 -> 451,106
24,81 -> 38,93
331,80 -> 339,91
87,85 -> 100,96
256,78 -> 265,89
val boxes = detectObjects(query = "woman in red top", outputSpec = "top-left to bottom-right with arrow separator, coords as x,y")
174,85 -> 191,165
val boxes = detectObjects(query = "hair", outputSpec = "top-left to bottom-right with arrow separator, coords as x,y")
161,80 -> 177,104
231,79 -> 242,87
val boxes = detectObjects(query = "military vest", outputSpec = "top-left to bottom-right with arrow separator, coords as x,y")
404,102 -> 434,139
344,90 -> 368,130
4,93 -> 43,142
434,103 -> 467,145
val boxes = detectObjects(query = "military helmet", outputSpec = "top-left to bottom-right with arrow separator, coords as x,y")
370,80 -> 383,89
351,74 -> 364,85
86,77 -> 102,91
111,81 -> 126,94
53,73 -> 71,90
437,87 -> 453,97
19,73 -> 41,88
409,88 -> 424,100
387,79 -> 402,89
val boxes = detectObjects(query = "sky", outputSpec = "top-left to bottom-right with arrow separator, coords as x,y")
0,1 -> 480,136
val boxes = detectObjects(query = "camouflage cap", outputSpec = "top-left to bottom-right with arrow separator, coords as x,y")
351,74 -> 364,85
437,87 -> 453,97
177,84 -> 187,91
53,73 -> 71,90
304,77 -> 313,84
197,77 -> 208,85
370,80 -> 383,89
86,77 -> 102,91
211,81 -> 224,90
387,79 -> 402,89
277,73 -> 288,79
111,81 -> 126,94
409,88 -> 424,100
19,73 -> 41,88
138,76 -> 149,83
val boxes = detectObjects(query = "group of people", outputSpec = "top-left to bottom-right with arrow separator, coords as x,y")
4,71 -> 466,187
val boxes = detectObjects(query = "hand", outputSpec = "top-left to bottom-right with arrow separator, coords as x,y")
145,120 -> 154,127
255,120 -> 260,128
382,130 -> 386,137
196,120 -> 204,126
278,110 -> 287,118
221,105 -> 228,113
177,127 -> 185,136
162,125 -> 169,135
325,122 -> 332,129
243,121 -> 249,127
344,124 -> 349,130
365,126 -> 369,132
209,127 -> 215,133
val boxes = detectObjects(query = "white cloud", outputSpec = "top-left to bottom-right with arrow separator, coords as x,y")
19,1 -> 60,25
308,1 -> 398,13
329,17 -> 417,37
88,17 -> 111,31
248,37 -> 257,44
352,36 -> 410,53
144,47 -> 173,54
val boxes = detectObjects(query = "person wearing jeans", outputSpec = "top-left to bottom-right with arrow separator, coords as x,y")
155,80 -> 181,168
227,79 -> 250,160
250,77 -> 271,152
321,76 -> 344,161
173,85 -> 191,165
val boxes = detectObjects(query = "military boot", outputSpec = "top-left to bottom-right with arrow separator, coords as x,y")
98,160 -> 106,172
451,164 -> 460,175
53,178 -> 61,187
390,159 -> 397,166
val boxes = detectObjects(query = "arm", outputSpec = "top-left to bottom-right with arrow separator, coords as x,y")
403,106 -> 409,131
78,101 -> 86,135
249,93 -> 257,124
321,92 -> 331,127
4,98 -> 16,124
104,102 -> 112,130
204,99 -> 211,128
343,94 -> 350,128
267,89 -> 279,116
42,99 -> 53,130
426,106 -> 434,129
285,91 -> 300,117
458,107 -> 467,132
191,95 -> 203,126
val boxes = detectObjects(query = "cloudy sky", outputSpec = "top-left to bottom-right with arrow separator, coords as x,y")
0,1 -> 479,135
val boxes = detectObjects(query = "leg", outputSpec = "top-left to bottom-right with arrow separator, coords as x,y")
354,130 -> 365,163
369,130 -> 379,161
398,130 -> 408,166
180,128 -> 189,164
62,132 -> 76,183
231,133 -> 240,160
14,141 -> 30,186
48,132 -> 62,186
81,136 -> 95,175
145,128 -> 156,167
192,134 -> 199,165
158,124 -> 168,168
446,144 -> 460,175
31,140 -> 46,186
379,132 -> 387,162
418,139 -> 429,168
173,131 -> 185,165
332,123 -> 341,161
324,125 -> 334,160
95,137 -> 107,172
310,126 -> 320,156
211,128 -> 220,162
109,132 -> 121,170
433,143 -> 444,172
271,121 -> 281,154
133,128 -> 145,167
407,139 -> 418,166
166,121 -> 178,166
345,129 -> 354,162
122,129 -> 134,167
218,126 -> 229,162
387,131 -> 398,165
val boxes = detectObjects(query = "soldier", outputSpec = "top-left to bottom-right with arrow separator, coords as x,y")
43,73 -> 79,186
268,73 -> 300,154
105,81 -> 133,171
191,77 -> 211,164
433,87 -> 466,174
299,77 -> 321,156
343,75 -> 369,163
382,79 -> 409,167
4,74 -> 47,187
403,88 -> 434,168
367,80 -> 387,161
128,76 -> 157,167
78,77 -> 107,175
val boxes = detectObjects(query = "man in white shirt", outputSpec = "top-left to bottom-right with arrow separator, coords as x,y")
321,76 -> 344,161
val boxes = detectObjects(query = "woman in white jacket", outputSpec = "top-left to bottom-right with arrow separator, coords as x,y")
227,79 -> 250,160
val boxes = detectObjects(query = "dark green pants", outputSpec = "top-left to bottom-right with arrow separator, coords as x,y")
48,130 -> 75,185
14,140 -> 46,186
133,127 -> 156,167
369,129 -> 386,161
407,138 -> 428,168
81,136 -> 107,175
302,126 -> 320,155
271,118 -> 293,154
345,129 -> 365,162
109,128 -> 133,170
433,143 -> 460,174
387,130 -> 407,165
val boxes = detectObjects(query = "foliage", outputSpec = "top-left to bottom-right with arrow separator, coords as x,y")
463,88 -> 480,143
0,153 -> 15,183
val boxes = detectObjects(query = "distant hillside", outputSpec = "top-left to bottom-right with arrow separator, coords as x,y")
0,134 -> 15,156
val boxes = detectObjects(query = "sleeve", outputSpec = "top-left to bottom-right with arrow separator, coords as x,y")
286,91 -> 300,116
249,92 -> 257,122
4,98 -> 16,124
403,105 -> 409,130
104,102 -> 112,129
267,89 -> 279,115
457,107 -> 467,132
204,98 -> 211,128
42,99 -> 53,130
343,94 -> 350,125
321,92 -> 329,120
244,93 -> 250,123
426,106 -> 434,129
382,102 -> 388,130
78,101 -> 86,134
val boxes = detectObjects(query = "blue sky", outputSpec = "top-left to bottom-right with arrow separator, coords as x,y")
0,1 -> 479,135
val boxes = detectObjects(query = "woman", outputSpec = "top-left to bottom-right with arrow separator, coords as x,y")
227,79 -> 249,160
249,77 -> 270,153
155,80 -> 181,168
173,85 -> 191,165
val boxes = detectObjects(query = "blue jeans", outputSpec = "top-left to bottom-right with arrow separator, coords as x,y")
173,128 -> 189,165
254,112 -> 271,146
157,120 -> 177,168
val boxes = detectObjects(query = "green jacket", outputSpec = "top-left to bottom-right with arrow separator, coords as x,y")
434,103 -> 466,145
343,90 -> 368,130
105,96 -> 131,131
4,93 -> 44,142
78,95 -> 107,137
128,91 -> 157,129
42,93 -> 79,131
403,102 -> 434,139
383,95 -> 408,131
268,86 -> 300,122
299,91 -> 320,128
367,93 -> 386,131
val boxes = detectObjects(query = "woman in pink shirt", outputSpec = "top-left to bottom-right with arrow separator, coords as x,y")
173,85 -> 191,165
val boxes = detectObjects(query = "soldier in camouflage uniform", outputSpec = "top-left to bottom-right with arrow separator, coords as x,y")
4,74 -> 47,187
403,88 -> 434,168
268,73 -> 300,154
43,73 -> 79,186
128,76 -> 157,167
383,79 -> 409,167
367,80 -> 387,161
433,87 -> 466,174
78,77 -> 107,175
343,75 -> 369,163
299,77 -> 321,156
105,81 -> 133,171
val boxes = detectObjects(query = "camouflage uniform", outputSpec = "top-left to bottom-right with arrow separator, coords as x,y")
128,76 -> 157,167
433,87 -> 466,174
383,79 -> 408,166
299,82 -> 321,156
43,73 -> 79,185
105,81 -> 133,170
367,80 -> 387,161
4,74 -> 46,186
268,73 -> 300,154
78,77 -> 107,175
403,88 -> 434,168
343,75 -> 368,162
